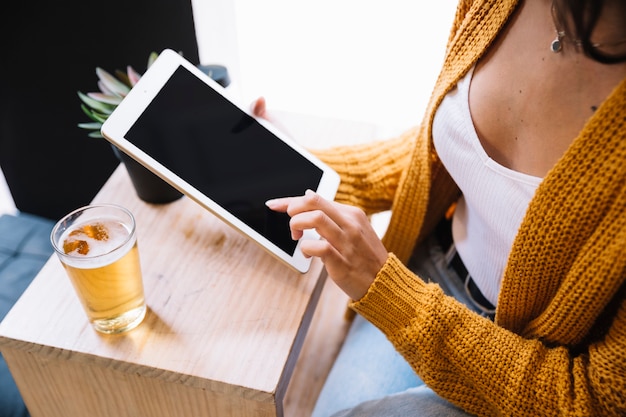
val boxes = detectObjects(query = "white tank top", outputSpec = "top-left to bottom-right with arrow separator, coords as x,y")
432,66 -> 542,306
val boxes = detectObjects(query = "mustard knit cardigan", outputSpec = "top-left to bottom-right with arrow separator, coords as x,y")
314,0 -> 626,415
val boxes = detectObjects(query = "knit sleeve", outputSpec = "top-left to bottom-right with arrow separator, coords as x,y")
350,254 -> 626,416
311,126 -> 417,215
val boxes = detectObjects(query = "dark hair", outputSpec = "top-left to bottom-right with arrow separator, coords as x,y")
553,0 -> 626,64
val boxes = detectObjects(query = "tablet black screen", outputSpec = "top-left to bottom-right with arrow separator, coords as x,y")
125,65 -> 323,255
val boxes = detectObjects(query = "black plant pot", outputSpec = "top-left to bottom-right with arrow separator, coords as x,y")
111,145 -> 183,204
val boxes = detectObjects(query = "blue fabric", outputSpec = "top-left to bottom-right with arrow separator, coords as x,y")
0,213 -> 55,417
311,233 -> 482,417
332,385 -> 469,417
311,314 -> 423,417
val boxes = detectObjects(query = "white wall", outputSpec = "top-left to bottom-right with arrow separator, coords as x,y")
191,0 -> 457,132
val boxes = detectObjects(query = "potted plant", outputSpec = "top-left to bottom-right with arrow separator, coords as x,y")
77,52 -> 230,204
77,52 -> 183,204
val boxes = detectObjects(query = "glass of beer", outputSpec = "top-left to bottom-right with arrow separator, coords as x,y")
51,204 -> 146,334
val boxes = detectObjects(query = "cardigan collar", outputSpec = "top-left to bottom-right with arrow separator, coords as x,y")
498,77 -> 626,342
383,0 -> 521,262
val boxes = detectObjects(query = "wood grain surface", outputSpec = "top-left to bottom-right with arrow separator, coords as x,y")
0,111 -> 385,416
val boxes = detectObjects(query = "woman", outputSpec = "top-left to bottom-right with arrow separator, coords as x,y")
258,0 -> 626,415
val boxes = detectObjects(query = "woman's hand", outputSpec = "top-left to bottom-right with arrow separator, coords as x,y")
251,96 -> 273,122
266,190 -> 388,300
250,96 -> 294,138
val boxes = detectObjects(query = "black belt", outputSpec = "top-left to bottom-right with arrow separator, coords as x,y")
447,245 -> 496,314
436,219 -> 496,315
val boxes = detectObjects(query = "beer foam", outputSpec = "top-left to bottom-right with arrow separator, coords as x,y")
60,219 -> 134,267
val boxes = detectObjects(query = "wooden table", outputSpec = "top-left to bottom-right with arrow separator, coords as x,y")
0,111 -> 391,417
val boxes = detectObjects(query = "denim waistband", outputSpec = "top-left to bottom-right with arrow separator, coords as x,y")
407,219 -> 496,320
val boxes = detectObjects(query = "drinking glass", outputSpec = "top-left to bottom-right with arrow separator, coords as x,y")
50,204 -> 146,334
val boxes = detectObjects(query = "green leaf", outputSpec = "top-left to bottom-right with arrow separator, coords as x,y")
87,92 -> 122,105
77,91 -> 115,114
89,111 -> 108,123
147,51 -> 159,68
78,52 -> 159,140
96,67 -> 131,97
114,69 -> 132,88
127,65 -> 141,86
80,104 -> 108,123
78,122 -> 103,130
97,80 -> 115,96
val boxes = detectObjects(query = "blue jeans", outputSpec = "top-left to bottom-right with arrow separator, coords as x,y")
312,229 -> 485,417
331,385 -> 469,417
311,314 -> 423,417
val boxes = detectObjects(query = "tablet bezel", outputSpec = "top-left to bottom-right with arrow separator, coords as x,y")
100,48 -> 340,273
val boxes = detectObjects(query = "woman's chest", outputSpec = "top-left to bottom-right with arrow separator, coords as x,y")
467,0 -> 626,177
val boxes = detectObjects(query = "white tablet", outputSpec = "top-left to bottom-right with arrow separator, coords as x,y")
101,48 -> 340,273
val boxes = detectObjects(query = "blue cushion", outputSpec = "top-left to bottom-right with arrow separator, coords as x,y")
0,213 -> 55,417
